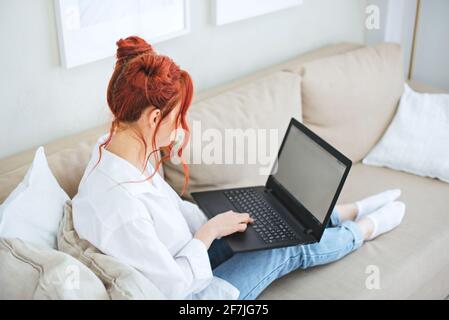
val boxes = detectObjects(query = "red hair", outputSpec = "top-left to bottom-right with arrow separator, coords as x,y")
90,36 -> 193,195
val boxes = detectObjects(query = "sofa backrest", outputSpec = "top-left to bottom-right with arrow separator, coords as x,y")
0,43 -> 362,203
162,43 -> 408,197
1,124 -> 107,202
297,43 -> 405,162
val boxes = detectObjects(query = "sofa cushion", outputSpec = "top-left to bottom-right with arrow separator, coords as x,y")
258,163 -> 449,299
0,237 -> 108,299
299,43 -> 405,162
58,200 -> 165,300
163,71 -> 302,200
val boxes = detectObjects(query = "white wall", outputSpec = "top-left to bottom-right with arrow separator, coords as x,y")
0,0 -> 366,159
365,0 -> 449,90
412,0 -> 449,91
365,0 -> 418,77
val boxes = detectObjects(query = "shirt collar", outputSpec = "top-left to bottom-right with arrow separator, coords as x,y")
93,133 -> 164,196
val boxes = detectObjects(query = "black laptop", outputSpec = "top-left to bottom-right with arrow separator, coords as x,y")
191,118 -> 352,253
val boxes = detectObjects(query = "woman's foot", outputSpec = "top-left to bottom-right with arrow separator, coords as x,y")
357,201 -> 406,241
355,189 -> 401,221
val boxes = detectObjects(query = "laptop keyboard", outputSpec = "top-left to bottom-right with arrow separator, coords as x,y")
224,189 -> 298,244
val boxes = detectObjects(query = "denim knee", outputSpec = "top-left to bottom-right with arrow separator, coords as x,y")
296,221 -> 364,269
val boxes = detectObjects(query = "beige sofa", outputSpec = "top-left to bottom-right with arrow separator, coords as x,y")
1,43 -> 448,300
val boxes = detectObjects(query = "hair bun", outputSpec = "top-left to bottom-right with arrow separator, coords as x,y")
116,36 -> 155,60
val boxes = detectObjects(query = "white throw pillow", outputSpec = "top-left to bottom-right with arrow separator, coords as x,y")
363,84 -> 449,183
0,147 -> 69,249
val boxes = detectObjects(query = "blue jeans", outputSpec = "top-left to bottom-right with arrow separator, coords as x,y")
208,209 -> 364,300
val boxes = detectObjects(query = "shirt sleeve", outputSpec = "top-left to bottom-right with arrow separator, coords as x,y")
101,215 -> 213,299
177,198 -> 209,235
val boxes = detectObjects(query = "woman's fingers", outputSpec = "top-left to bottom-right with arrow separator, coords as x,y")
222,211 -> 255,234
235,222 -> 248,232
236,212 -> 254,224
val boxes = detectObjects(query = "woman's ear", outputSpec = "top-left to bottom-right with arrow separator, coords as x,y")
146,107 -> 161,129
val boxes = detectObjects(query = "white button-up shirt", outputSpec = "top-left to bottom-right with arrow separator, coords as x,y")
72,134 -> 239,300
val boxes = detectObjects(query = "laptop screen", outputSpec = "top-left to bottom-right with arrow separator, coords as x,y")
271,123 -> 347,224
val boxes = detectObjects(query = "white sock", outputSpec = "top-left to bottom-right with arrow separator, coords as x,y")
366,201 -> 405,241
355,189 -> 401,220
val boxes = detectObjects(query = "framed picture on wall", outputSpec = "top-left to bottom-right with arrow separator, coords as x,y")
213,0 -> 303,26
54,0 -> 190,68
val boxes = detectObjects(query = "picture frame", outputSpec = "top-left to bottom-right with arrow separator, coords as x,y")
212,0 -> 303,26
54,0 -> 190,68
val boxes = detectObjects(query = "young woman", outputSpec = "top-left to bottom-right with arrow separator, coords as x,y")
72,36 -> 406,300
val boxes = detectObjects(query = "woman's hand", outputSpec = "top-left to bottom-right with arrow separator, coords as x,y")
194,211 -> 254,249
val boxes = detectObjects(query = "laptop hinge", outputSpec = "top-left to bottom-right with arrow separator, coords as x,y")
264,185 -> 319,241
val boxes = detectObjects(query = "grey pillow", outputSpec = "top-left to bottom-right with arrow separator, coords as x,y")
0,237 -> 108,299
58,200 -> 165,300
